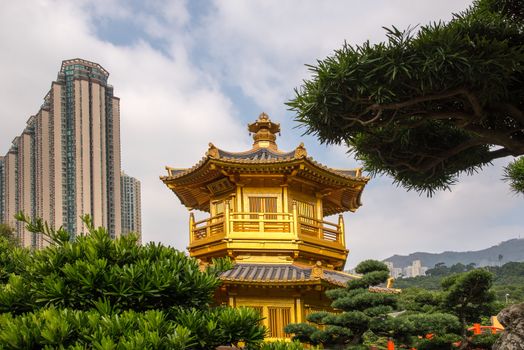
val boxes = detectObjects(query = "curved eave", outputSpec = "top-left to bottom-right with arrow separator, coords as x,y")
162,154 -> 368,184
220,276 -> 348,288
161,152 -> 369,213
220,278 -> 322,287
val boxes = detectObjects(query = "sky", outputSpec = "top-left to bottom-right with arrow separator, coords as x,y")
0,0 -> 522,268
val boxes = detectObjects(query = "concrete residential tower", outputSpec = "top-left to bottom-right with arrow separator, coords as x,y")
121,171 -> 142,240
0,59 -> 123,247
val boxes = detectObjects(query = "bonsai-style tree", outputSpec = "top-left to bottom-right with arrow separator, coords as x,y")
0,214 -> 265,349
440,269 -> 497,341
286,262 -> 497,349
288,0 -> 524,195
393,269 -> 497,349
285,260 -> 397,348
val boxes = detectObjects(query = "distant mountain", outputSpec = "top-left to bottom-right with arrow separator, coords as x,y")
384,238 -> 524,269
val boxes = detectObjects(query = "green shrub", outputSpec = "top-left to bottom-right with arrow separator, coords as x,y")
0,307 -> 195,349
259,340 -> 312,350
414,334 -> 462,350
469,333 -> 501,348
0,215 -> 266,349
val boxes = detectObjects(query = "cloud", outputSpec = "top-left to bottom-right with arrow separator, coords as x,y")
0,0 -> 247,249
1,0 -> 521,269
345,158 -> 523,266
197,0 -> 472,111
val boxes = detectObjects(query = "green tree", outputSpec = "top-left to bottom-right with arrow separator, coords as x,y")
394,262 -> 524,304
0,215 -> 266,349
394,270 -> 498,349
285,260 -> 397,348
396,287 -> 441,313
288,0 -> 524,195
286,264 -> 499,349
440,269 -> 497,346
0,223 -> 17,246
504,157 -> 524,193
449,263 -> 467,274
0,234 -> 28,285
426,262 -> 450,277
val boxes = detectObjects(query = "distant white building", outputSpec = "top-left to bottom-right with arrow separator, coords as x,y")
404,260 -> 428,277
385,259 -> 429,278
384,261 -> 403,279
403,265 -> 413,278
412,260 -> 422,276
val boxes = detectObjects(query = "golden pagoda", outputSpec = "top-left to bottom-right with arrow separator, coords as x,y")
161,113 -> 369,339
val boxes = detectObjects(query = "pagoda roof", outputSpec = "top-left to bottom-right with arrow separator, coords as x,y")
220,263 -> 401,293
164,143 -> 361,179
220,263 -> 359,288
217,147 -> 296,161
161,113 -> 369,215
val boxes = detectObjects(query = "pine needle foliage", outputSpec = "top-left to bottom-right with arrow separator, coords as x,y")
288,0 -> 524,195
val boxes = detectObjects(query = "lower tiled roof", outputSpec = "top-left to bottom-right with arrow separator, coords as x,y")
219,263 -> 402,294
221,264 -> 311,283
220,263 -> 357,287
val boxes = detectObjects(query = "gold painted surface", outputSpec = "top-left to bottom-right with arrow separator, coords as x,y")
162,113 -> 371,340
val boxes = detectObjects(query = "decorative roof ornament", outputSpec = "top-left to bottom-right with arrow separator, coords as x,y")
294,142 -> 308,158
248,112 -> 280,150
161,113 -> 369,215
311,261 -> 324,279
206,143 -> 219,158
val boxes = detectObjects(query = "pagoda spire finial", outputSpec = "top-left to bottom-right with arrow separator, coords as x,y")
248,112 -> 280,150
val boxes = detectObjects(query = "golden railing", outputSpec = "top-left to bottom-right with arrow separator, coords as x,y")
189,201 -> 345,247
298,216 -> 341,243
191,214 -> 225,241
230,212 -> 293,233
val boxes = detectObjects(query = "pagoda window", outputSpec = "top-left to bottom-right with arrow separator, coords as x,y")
268,307 -> 291,338
295,200 -> 315,219
248,196 -> 278,219
212,200 -> 224,216
293,199 -> 317,236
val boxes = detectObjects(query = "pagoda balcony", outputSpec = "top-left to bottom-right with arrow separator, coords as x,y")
188,202 -> 346,257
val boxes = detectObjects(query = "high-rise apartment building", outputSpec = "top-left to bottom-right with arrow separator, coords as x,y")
0,58 -> 123,247
121,172 -> 142,240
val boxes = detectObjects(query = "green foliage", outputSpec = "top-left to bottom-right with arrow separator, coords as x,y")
259,340 -> 314,350
396,312 -> 462,336
2,214 -> 225,315
362,331 -> 389,349
285,260 -> 398,347
284,323 -> 319,344
413,334 -> 462,350
288,0 -> 524,195
504,156 -> 524,194
396,288 -> 441,313
395,262 -> 524,304
355,260 -> 389,274
469,332 -> 501,348
396,269 -> 497,348
0,224 -> 18,247
168,306 -> 265,349
0,236 -> 29,284
287,264 -> 498,348
441,269 -> 496,326
0,215 -> 266,348
0,308 -> 195,350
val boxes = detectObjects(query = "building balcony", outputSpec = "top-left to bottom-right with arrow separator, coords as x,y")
188,202 -> 347,265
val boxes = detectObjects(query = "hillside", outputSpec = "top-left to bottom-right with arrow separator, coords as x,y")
384,238 -> 524,269
394,261 -> 524,304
